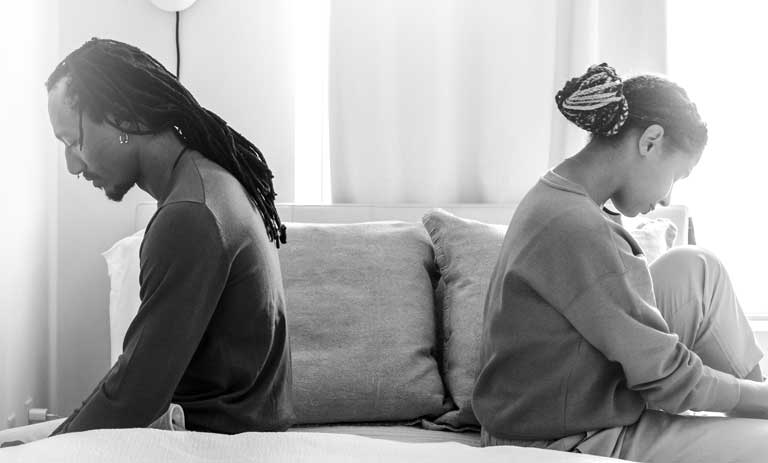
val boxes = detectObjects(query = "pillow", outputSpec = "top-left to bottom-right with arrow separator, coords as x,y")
422,209 -> 507,429
421,210 -> 679,430
280,221 -> 447,424
103,229 -> 145,365
104,222 -> 446,425
626,217 -> 678,264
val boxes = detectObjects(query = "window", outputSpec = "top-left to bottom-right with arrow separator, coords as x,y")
668,1 -> 768,316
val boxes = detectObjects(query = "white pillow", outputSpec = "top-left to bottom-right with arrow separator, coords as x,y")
626,217 -> 677,264
102,229 -> 145,365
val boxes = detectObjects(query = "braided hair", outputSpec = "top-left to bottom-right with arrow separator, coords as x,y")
556,63 -> 708,155
46,38 -> 287,248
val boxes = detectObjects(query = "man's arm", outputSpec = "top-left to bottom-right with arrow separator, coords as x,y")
52,203 -> 229,435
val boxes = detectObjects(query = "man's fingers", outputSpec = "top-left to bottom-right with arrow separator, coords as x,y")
0,440 -> 24,448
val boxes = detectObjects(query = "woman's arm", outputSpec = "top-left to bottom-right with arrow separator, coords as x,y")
729,379 -> 768,418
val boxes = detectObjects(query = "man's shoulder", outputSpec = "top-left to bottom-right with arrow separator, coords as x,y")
144,202 -> 222,249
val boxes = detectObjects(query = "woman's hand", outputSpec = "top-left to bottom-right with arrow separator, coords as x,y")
728,379 -> 768,419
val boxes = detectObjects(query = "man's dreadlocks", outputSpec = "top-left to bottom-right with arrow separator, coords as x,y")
46,38 -> 287,247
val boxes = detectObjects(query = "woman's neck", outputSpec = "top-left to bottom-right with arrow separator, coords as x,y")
552,141 -> 626,207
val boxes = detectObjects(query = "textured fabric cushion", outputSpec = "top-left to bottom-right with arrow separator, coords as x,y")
281,221 -> 446,424
422,209 -> 507,429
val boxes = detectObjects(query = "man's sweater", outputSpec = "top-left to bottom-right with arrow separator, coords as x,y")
52,150 -> 294,435
472,170 -> 740,441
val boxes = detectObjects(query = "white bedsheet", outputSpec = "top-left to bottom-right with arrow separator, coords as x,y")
290,424 -> 482,447
0,428 -> 626,463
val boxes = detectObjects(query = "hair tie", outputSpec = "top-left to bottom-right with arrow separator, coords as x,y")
555,63 -> 629,136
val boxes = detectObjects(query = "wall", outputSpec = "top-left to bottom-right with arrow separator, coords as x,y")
53,0 -> 294,414
0,1 -> 59,429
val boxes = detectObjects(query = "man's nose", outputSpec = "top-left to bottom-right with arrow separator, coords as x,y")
65,149 -> 85,176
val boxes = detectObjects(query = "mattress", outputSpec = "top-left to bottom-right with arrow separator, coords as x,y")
290,424 -> 481,447
0,427 -> 625,463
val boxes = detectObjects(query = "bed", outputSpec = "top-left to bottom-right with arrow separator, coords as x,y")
1,203 -> 688,462
0,426 -> 624,462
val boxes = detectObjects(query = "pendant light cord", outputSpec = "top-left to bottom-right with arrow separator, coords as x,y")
175,11 -> 181,78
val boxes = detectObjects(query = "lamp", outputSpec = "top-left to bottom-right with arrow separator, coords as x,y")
149,0 -> 198,12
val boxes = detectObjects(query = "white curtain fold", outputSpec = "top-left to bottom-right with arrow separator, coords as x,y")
1,0 -> 58,426
329,0 -> 667,204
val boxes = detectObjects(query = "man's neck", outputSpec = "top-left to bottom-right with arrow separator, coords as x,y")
135,131 -> 187,202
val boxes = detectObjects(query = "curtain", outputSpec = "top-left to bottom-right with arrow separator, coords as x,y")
0,0 -> 58,424
328,0 -> 667,203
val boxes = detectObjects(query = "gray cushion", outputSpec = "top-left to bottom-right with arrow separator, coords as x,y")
280,221 -> 447,424
422,209 -> 507,429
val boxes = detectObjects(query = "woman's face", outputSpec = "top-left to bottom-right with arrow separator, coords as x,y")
612,126 -> 700,217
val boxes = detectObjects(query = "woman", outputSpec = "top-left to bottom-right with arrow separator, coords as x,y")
472,63 -> 768,462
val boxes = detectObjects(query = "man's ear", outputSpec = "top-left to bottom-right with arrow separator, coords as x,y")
638,124 -> 665,157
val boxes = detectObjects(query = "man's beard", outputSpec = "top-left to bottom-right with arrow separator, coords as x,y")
105,182 -> 135,202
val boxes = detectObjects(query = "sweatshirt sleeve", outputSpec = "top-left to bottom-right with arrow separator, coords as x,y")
51,202 -> 229,435
562,270 -> 740,413
525,210 -> 740,414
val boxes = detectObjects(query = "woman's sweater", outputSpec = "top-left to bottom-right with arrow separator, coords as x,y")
472,170 -> 740,441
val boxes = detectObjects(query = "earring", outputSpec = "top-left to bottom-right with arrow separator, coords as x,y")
119,132 -> 129,144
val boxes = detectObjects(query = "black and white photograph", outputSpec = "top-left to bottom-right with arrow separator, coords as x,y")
1,0 -> 767,461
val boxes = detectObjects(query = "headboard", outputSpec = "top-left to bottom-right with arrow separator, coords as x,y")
135,202 -> 691,247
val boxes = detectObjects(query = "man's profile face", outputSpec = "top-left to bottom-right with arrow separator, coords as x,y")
47,78 -> 137,201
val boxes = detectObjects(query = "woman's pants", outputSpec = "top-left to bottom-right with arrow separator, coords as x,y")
483,246 -> 768,463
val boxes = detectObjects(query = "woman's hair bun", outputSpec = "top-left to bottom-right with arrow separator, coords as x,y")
555,63 -> 629,136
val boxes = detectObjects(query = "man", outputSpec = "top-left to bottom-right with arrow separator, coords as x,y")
3,38 -> 294,445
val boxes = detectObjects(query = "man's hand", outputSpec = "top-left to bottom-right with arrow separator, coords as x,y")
0,440 -> 24,448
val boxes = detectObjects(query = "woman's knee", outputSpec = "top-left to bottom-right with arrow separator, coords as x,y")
650,245 -> 723,281
650,245 -> 735,323
649,245 -> 725,316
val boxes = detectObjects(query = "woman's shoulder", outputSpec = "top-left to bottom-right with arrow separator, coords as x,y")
515,180 -> 608,234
